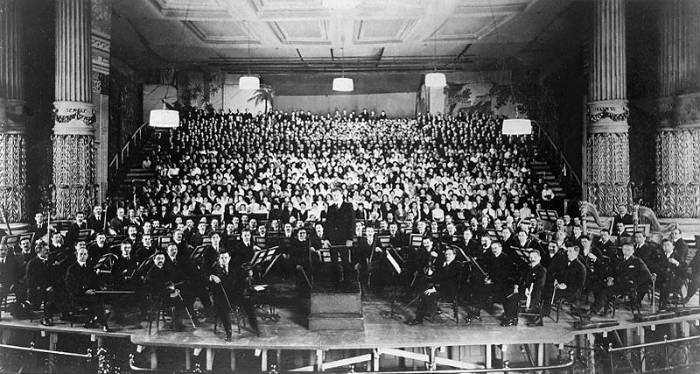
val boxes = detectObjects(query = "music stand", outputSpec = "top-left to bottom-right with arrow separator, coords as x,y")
536,209 -> 559,222
409,234 -> 423,248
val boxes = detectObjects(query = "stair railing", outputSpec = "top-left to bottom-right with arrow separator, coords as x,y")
108,122 -> 151,189
531,120 -> 583,199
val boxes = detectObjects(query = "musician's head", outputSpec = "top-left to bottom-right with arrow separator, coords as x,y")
572,225 -> 582,237
622,243 -> 634,259
563,214 -> 571,224
555,218 -> 564,228
297,228 -> 308,242
480,235 -> 491,249
463,229 -> 473,241
35,241 -> 48,259
490,241 -> 502,257
75,212 -> 84,223
173,230 -> 184,242
0,244 -> 8,258
517,230 -> 528,244
662,239 -> 674,255
529,250 -> 541,267
232,216 -> 240,227
331,187 -> 344,204
241,228 -> 252,243
566,246 -> 579,261
218,250 -> 231,267
116,207 -> 125,219
283,223 -> 293,236
51,232 -> 63,246
389,222 -> 398,234
671,228 -> 682,241
601,229 -> 610,241
547,241 -> 558,254
143,221 -> 152,234
154,252 -> 166,268
76,244 -> 88,265
618,205 -> 628,215
422,237 -> 433,251
634,231 -> 645,245
93,205 -> 102,216
444,247 -> 455,263
315,223 -> 324,237
417,221 -> 426,233
210,219 -> 220,231
128,226 -> 138,239
34,212 -> 44,224
580,235 -> 591,251
365,227 -> 375,238
210,232 -> 221,247
142,234 -> 152,247
167,244 -> 178,259
197,221 -> 207,234
616,222 -> 626,234
555,230 -> 567,242
96,232 -> 106,245
121,242 -> 132,257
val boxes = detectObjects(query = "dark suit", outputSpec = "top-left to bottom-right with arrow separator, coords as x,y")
325,201 -> 355,285
658,251 -> 686,307
210,262 -> 258,336
25,256 -> 57,318
592,255 -> 652,312
635,242 -> 662,274
0,255 -> 23,309
145,264 -> 184,331
65,262 -> 107,326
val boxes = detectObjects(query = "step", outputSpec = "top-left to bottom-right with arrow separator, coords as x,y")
310,290 -> 362,315
308,313 -> 364,331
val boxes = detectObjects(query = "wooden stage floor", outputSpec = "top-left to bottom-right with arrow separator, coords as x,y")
2,282 -> 700,351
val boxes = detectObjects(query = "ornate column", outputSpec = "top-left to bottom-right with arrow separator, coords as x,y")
584,0 -> 630,215
52,0 -> 96,219
0,0 -> 27,222
655,0 -> 700,218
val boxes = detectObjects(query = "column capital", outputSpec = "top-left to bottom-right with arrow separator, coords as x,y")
0,98 -> 26,133
586,100 -> 629,133
655,92 -> 700,128
52,101 -> 96,135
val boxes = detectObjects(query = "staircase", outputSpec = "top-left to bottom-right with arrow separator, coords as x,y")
530,158 -> 569,200
107,123 -> 158,201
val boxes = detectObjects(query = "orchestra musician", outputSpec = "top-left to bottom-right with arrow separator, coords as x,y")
324,187 -> 356,287
633,231 -> 662,274
87,205 -> 105,235
66,212 -> 88,247
579,235 -> 609,299
146,250 -> 186,332
388,221 -> 407,248
522,251 -> 547,326
356,226 -> 380,289
0,244 -> 24,316
589,243 -> 652,316
87,232 -> 108,265
542,246 -> 586,318
209,250 -> 260,340
65,243 -> 110,331
405,249 -> 441,326
134,234 -> 156,263
482,242 -> 518,326
112,241 -> 139,324
657,239 -> 686,310
26,241 -> 57,326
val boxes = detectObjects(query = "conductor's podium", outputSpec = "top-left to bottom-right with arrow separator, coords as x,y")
308,280 -> 364,331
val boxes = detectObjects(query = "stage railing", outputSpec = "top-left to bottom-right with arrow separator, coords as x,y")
108,121 -> 152,190
606,334 -> 700,374
532,120 -> 582,200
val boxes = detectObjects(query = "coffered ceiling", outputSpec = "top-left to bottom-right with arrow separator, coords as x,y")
111,0 -> 584,73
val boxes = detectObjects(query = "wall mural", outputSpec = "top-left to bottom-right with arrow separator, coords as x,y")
444,81 -> 493,115
109,68 -> 141,160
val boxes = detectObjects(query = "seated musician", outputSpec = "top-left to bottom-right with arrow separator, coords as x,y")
290,228 -> 315,289
388,221 -> 406,248
542,246 -> 586,318
355,226 -> 380,288
405,257 -> 440,326
657,239 -> 686,310
125,226 -> 140,247
408,237 -> 442,280
670,228 -> 689,263
482,242 -> 518,326
0,244 -> 24,316
519,251 -> 547,326
146,250 -> 185,332
441,222 -> 461,246
188,221 -> 209,247
26,241 -> 57,326
594,229 -> 619,262
164,243 -> 200,321
65,243 -> 110,331
112,241 -> 139,324
134,234 -> 156,263
172,230 -> 193,260
209,250 -> 260,340
579,235 -> 609,298
589,243 -> 652,316
233,228 -> 256,269
49,232 -> 69,260
66,212 -> 88,247
223,223 -> 240,250
88,232 -> 108,265
633,231 -> 662,275
16,237 -> 35,265
436,247 -> 461,304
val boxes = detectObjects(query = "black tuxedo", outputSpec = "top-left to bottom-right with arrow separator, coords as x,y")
25,256 -> 56,317
210,262 -> 258,336
65,261 -> 107,327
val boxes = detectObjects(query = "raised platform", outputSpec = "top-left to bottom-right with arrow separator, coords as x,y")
1,284 -> 699,351
309,280 -> 364,331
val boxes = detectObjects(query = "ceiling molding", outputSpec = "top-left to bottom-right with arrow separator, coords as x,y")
354,19 -> 418,45
183,20 -> 262,45
268,19 -> 331,45
149,0 -> 232,19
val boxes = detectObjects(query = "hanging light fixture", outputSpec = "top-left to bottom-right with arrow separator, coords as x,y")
333,47 -> 353,92
239,20 -> 260,90
424,29 -> 446,88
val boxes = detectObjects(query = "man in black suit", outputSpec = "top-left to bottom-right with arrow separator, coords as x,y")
65,243 -> 109,331
233,228 -> 256,269
684,245 -> 700,305
590,243 -> 652,315
542,246 -> 586,318
66,212 -> 88,247
25,241 -> 57,326
0,244 -> 23,315
483,242 -> 518,326
523,251 -> 547,326
146,250 -> 185,331
657,239 -> 686,310
670,228 -> 689,263
324,187 -> 355,286
87,232 -> 108,266
633,231 -> 662,274
436,247 -> 461,303
87,205 -> 105,236
209,250 -> 259,340
388,222 -> 406,248
29,212 -> 49,241
109,208 -> 127,236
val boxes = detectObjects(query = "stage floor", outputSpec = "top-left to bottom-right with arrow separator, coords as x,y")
2,283 -> 700,351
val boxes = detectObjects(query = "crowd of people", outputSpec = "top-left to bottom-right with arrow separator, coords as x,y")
0,108 -> 698,341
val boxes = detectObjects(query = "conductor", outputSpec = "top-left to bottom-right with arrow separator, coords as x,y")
324,187 -> 356,287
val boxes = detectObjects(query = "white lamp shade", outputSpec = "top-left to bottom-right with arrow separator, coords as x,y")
425,72 -> 447,88
149,109 -> 180,128
332,77 -> 354,92
239,76 -> 260,90
501,119 -> 532,135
